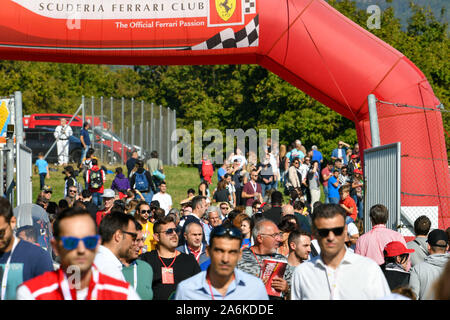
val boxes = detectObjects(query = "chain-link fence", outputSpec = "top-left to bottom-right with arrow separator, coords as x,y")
373,98 -> 450,235
82,97 -> 177,166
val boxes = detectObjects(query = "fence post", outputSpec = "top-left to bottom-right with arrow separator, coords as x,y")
368,94 -> 381,148
159,105 -> 163,163
150,103 -> 154,153
173,109 -> 177,167
121,97 -> 125,163
82,96 -> 85,125
110,97 -> 114,163
6,133 -> 14,205
131,97 -> 135,149
100,96 -> 104,163
141,100 -> 144,155
91,96 -> 94,127
167,108 -> 171,166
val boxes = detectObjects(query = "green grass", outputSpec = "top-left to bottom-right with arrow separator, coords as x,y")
32,163 -> 325,208
32,163 -> 217,207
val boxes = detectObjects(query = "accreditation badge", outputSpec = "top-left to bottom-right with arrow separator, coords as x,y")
161,267 -> 174,284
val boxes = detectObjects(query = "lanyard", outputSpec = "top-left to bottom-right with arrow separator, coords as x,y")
249,247 -> 263,271
206,271 -> 235,300
1,237 -> 19,300
185,244 -> 203,263
157,251 -> 178,268
59,266 -> 99,300
251,181 -> 257,193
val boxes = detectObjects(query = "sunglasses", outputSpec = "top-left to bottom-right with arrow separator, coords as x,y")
316,226 -> 345,238
69,190 -> 77,193
140,210 -> 151,214
44,191 -> 52,194
220,207 -> 229,210
59,235 -> 100,250
210,226 -> 242,240
121,230 -> 138,240
158,228 -> 177,235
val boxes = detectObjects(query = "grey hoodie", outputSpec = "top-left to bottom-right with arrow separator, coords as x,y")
409,253 -> 450,300
407,237 -> 429,267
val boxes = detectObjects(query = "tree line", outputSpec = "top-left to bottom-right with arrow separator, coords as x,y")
0,1 -> 448,158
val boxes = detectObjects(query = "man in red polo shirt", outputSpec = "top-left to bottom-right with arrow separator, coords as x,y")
16,208 -> 140,300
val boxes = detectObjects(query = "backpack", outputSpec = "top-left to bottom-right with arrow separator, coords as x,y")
134,171 -> 149,191
89,168 -> 103,189
201,159 -> 214,181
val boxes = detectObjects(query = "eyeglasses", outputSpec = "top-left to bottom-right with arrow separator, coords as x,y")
210,226 -> 242,240
140,210 -> 151,214
316,226 -> 345,238
158,228 -> 177,236
69,190 -> 77,193
260,232 -> 283,239
121,230 -> 138,241
59,235 -> 100,250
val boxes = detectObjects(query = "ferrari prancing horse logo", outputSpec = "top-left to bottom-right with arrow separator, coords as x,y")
215,0 -> 236,21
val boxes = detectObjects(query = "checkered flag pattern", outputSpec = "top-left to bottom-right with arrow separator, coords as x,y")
244,0 -> 256,14
188,15 -> 259,50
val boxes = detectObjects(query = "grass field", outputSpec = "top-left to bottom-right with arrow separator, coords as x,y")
31,162 -> 325,208
32,163 -> 219,207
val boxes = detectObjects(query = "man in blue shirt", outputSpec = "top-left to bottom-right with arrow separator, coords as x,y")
331,141 -> 350,165
174,225 -> 268,300
35,152 -> 50,190
328,169 -> 341,204
311,145 -> 323,170
0,198 -> 54,300
80,122 -> 91,163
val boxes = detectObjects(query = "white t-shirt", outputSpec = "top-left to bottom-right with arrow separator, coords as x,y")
152,192 -> 173,215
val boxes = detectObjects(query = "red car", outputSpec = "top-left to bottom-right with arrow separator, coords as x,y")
23,113 -> 129,163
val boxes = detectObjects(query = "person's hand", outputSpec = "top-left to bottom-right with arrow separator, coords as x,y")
271,277 -> 289,293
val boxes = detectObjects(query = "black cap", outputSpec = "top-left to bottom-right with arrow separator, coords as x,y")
427,229 -> 449,247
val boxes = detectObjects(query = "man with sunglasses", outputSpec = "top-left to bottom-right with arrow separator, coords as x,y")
134,201 -> 156,254
175,225 -> 268,300
40,185 -> 58,214
291,204 -> 390,300
0,198 -> 53,300
237,219 -> 293,300
17,208 -> 140,300
121,223 -> 154,300
94,211 -> 138,281
139,216 -> 200,300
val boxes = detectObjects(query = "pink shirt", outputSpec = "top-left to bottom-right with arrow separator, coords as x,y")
355,224 -> 410,270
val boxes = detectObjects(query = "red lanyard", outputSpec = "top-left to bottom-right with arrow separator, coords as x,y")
206,273 -> 216,300
206,272 -> 235,300
250,247 -> 263,270
158,251 -> 178,268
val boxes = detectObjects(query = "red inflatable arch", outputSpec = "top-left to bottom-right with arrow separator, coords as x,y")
0,0 -> 448,228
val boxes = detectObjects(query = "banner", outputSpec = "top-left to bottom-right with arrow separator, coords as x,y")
0,0 -> 258,50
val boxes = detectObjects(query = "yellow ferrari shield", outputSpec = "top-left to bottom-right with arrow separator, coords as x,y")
215,0 -> 236,22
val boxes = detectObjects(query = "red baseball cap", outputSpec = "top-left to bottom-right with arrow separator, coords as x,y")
354,169 -> 363,175
351,154 -> 359,159
384,241 -> 414,257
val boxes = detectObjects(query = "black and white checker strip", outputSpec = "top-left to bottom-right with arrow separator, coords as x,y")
244,0 -> 256,14
187,14 -> 259,50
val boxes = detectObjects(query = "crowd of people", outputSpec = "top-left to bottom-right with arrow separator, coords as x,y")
1,138 -> 449,301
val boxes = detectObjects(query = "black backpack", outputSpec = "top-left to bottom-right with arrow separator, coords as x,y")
89,169 -> 103,189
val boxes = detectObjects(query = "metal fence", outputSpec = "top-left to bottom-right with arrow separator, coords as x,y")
82,97 -> 177,166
